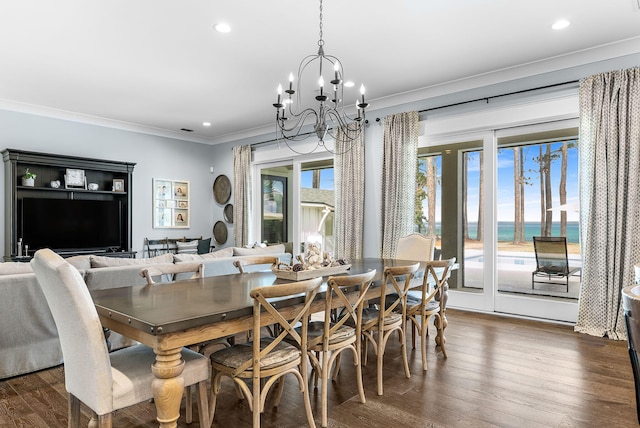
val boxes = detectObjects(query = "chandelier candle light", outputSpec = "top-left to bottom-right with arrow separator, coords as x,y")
272,0 -> 369,153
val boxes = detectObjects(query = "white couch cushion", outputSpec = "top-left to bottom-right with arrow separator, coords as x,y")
90,253 -> 173,268
233,244 -> 285,256
174,247 -> 234,262
0,262 -> 33,275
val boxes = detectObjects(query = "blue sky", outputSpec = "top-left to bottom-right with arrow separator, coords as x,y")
466,142 -> 579,222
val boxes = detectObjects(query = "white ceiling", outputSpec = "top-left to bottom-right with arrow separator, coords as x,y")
1,0 -> 640,145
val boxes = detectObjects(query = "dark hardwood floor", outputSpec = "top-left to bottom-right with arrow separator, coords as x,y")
1,309 -> 637,427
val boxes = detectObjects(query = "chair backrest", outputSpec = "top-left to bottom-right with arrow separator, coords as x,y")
365,263 -> 419,330
396,234 -> 435,262
236,277 -> 322,377
31,249 -> 113,414
144,237 -> 169,257
310,270 -> 377,349
140,262 -> 205,284
422,258 -> 456,307
533,236 -> 570,274
233,255 -> 280,273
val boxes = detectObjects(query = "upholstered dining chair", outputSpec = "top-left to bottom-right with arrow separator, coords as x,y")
304,270 -> 376,428
406,258 -> 455,371
396,233 -> 435,262
31,248 -> 210,428
233,255 -> 280,273
140,261 -> 205,284
360,262 -> 420,395
208,276 -> 322,428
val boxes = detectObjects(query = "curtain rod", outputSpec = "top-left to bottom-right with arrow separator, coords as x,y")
417,80 -> 579,114
251,80 -> 580,149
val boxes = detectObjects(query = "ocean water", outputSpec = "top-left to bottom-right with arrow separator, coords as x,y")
466,221 -> 580,243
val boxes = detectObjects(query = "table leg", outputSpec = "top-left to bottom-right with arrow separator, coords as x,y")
151,347 -> 185,428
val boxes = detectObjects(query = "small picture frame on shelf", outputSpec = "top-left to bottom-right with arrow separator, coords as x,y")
177,200 -> 188,208
112,179 -> 125,192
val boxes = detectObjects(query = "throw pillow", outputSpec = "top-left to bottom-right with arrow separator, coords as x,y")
176,240 -> 198,254
90,253 -> 173,268
65,255 -> 92,271
197,237 -> 212,254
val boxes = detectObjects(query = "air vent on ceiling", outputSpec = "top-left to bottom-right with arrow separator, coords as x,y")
180,128 -> 194,132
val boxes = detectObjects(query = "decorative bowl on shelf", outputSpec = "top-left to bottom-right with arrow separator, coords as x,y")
88,183 -> 99,191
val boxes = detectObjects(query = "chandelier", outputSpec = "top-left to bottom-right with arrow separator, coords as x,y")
272,0 -> 368,154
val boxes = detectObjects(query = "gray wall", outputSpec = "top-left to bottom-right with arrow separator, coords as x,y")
0,110 -> 215,257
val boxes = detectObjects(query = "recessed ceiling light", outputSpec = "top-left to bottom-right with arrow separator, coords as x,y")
344,81 -> 355,88
215,23 -> 231,33
552,19 -> 570,30
203,122 -> 211,127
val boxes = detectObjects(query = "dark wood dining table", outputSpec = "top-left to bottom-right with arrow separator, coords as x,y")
90,258 -> 449,428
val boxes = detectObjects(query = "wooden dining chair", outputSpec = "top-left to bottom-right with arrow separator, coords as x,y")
361,262 -> 420,395
31,249 -> 210,427
406,258 -> 455,371
233,255 -> 280,273
209,277 -> 322,428
139,262 -> 205,285
305,270 -> 376,428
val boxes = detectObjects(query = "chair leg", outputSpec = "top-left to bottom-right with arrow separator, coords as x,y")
400,328 -> 410,380
321,350 -> 330,427
195,381 -> 210,427
300,359 -> 317,428
377,335 -> 384,396
332,352 -> 342,380
421,316 -> 428,371
353,346 -> 366,404
97,414 -> 112,428
411,320 -> 416,349
185,384 -> 193,423
68,394 -> 81,428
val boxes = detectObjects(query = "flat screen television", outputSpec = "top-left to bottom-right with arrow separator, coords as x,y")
20,198 -> 123,253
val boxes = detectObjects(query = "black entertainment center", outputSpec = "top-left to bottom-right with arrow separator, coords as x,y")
2,149 -> 136,260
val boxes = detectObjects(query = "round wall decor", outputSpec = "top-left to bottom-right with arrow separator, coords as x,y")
224,204 -> 233,223
213,221 -> 228,244
213,175 -> 231,204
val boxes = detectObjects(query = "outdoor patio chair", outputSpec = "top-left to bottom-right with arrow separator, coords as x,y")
531,236 -> 580,292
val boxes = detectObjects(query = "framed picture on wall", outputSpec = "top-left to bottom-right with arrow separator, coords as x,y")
153,178 -> 190,228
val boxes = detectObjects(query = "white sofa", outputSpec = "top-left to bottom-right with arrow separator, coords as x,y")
0,245 -> 291,379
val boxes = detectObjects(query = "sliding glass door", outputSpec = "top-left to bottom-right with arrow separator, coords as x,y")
254,154 -> 334,255
423,121 -> 580,322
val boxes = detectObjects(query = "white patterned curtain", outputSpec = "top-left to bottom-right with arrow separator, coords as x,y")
380,111 -> 419,258
334,125 -> 365,259
233,145 -> 252,248
575,67 -> 640,339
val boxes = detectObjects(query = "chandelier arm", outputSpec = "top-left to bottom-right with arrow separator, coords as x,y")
279,108 -> 318,132
278,108 -> 319,140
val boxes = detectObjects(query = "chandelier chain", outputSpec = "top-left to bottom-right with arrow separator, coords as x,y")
318,0 -> 324,46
